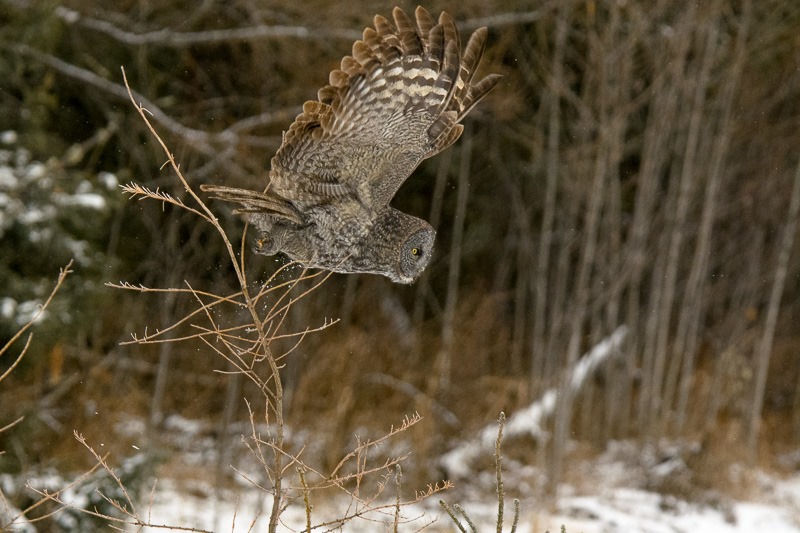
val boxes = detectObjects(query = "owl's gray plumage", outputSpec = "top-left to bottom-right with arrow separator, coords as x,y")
201,6 -> 500,284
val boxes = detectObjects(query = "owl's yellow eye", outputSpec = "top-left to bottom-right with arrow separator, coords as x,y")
411,247 -> 420,256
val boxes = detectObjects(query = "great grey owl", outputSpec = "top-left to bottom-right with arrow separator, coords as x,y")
201,6 -> 500,283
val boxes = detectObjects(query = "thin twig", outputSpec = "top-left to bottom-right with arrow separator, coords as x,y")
454,504 -> 477,533
298,468 -> 312,533
393,466 -> 402,533
510,499 -> 520,533
0,261 -> 73,382
19,459 -> 105,527
439,500 -> 467,533
496,412 -> 506,533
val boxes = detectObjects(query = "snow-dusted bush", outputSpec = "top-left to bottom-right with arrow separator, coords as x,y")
0,130 -> 122,362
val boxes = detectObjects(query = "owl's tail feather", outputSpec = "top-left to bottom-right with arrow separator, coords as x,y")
200,185 -> 303,225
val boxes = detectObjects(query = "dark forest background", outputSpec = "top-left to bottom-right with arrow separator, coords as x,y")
1,0 -> 799,527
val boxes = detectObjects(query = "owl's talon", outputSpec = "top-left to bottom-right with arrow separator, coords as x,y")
254,237 -> 272,255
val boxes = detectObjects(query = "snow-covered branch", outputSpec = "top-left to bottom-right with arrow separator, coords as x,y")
440,326 -> 628,478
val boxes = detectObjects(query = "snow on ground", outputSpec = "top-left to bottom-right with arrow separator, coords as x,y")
16,415 -> 795,532
549,486 -> 799,533
133,472 -> 800,532
125,410 -> 800,532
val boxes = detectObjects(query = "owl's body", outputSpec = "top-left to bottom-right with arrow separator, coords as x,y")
202,6 -> 500,283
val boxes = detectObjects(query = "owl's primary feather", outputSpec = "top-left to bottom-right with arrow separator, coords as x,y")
202,6 -> 500,283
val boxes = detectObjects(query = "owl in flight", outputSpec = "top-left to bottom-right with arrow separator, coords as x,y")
202,6 -> 500,283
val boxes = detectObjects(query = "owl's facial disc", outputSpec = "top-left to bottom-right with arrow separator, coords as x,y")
395,227 -> 435,283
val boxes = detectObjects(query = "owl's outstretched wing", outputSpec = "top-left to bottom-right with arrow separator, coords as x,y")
271,6 -> 501,209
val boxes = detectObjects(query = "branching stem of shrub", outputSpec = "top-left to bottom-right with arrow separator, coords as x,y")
121,66 -> 287,532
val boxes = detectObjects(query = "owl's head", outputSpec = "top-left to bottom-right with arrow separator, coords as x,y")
393,219 -> 435,284
346,208 -> 435,284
